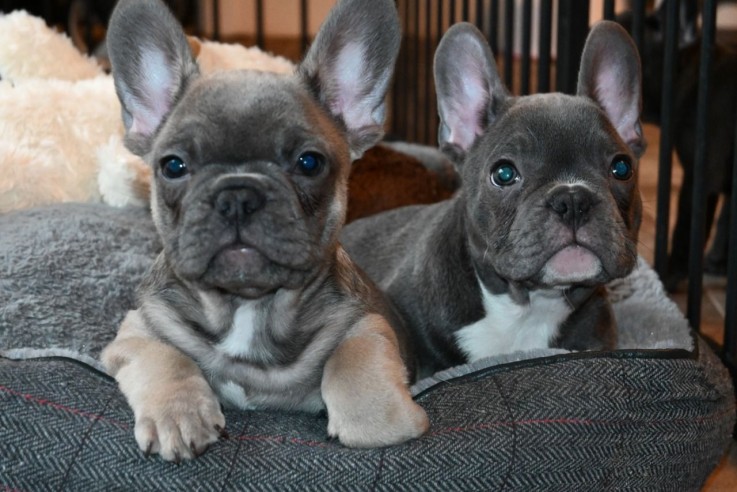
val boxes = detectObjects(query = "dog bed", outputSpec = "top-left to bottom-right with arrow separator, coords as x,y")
0,203 -> 734,490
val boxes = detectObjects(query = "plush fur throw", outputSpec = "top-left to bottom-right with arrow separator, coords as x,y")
0,11 -> 456,222
0,11 -> 294,213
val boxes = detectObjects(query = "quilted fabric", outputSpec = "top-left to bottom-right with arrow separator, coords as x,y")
1,339 -> 733,490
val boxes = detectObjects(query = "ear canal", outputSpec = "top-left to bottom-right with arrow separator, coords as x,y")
577,21 -> 645,157
433,23 -> 508,161
298,0 -> 401,160
107,0 -> 199,156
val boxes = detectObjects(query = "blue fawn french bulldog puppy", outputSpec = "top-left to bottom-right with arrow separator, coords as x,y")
343,21 -> 645,376
101,0 -> 428,462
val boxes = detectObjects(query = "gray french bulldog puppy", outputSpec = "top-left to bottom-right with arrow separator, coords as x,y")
342,21 -> 644,376
100,0 -> 428,462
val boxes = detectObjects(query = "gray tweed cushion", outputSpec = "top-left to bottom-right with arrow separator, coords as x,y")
1,204 -> 735,490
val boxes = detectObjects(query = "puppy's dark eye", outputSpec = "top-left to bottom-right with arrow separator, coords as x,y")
610,156 -> 633,181
490,160 -> 520,187
160,156 -> 189,180
295,152 -> 324,177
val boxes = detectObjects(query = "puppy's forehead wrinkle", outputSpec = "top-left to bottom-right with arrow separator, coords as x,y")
173,72 -> 315,130
480,99 -> 605,165
503,95 -> 614,144
164,109 -> 345,174
479,135 -> 529,162
156,72 -> 350,177
188,69 -> 293,101
554,176 -> 599,191
214,172 -> 273,189
481,119 -> 628,186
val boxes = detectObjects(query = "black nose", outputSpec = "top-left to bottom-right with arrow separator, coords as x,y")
215,186 -> 266,221
546,186 -> 595,228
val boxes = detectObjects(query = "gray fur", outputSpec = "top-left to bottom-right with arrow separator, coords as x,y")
342,21 -> 645,375
106,0 -> 409,409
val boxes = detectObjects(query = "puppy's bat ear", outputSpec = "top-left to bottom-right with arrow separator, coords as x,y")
577,21 -> 645,157
298,0 -> 400,161
434,23 -> 508,161
107,0 -> 199,156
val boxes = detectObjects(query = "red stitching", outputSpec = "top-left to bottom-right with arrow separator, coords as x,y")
429,407 -> 737,438
236,435 -> 284,444
288,437 -> 327,447
1,484 -> 25,492
231,406 -> 736,447
0,384 -> 129,430
3,382 -> 733,448
431,417 -> 593,437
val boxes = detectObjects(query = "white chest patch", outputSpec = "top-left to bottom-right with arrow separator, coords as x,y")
455,283 -> 572,361
216,303 -> 258,358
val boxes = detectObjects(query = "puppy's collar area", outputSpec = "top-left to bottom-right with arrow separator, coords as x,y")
476,265 -> 599,311
455,277 -> 572,361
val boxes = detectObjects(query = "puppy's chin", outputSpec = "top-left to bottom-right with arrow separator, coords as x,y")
197,246 -> 304,298
216,245 -> 265,272
539,246 -> 604,287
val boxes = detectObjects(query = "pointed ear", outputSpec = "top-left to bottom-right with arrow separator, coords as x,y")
434,23 -> 508,160
298,0 -> 400,160
577,21 -> 645,157
107,0 -> 199,156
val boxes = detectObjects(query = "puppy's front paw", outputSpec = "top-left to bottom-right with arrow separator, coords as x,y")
323,316 -> 430,448
132,377 -> 226,462
327,391 -> 429,448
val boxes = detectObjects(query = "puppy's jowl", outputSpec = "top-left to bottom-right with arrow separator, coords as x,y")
101,0 -> 428,461
343,22 -> 644,376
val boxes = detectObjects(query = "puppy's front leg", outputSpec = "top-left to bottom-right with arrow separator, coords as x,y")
322,314 -> 429,447
101,309 -> 225,461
